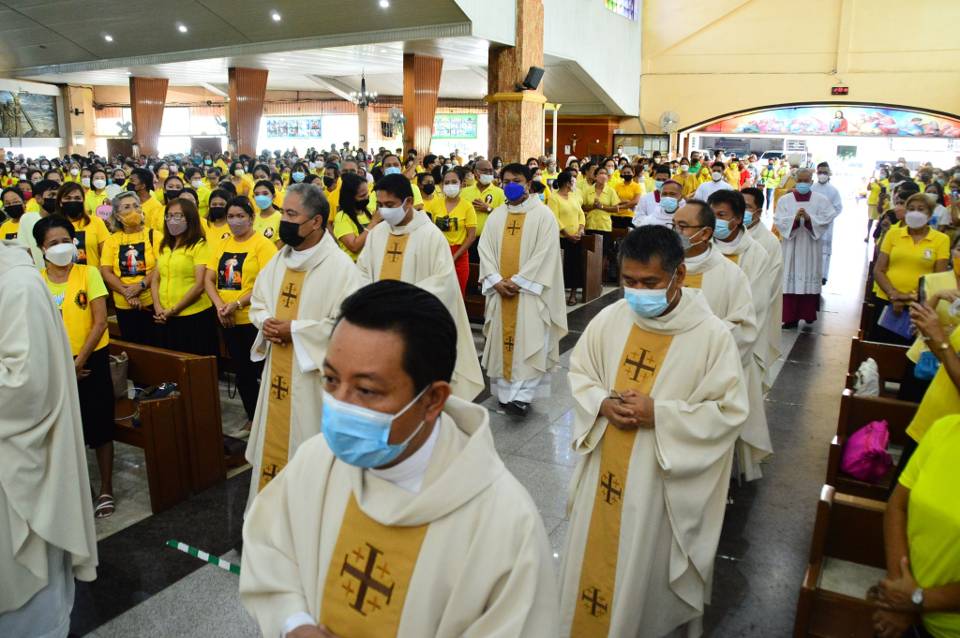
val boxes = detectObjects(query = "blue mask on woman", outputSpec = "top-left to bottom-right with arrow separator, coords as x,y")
383,166 -> 402,176
321,388 -> 429,468
254,194 -> 273,210
623,271 -> 677,318
795,182 -> 812,194
713,218 -> 732,240
292,171 -> 306,183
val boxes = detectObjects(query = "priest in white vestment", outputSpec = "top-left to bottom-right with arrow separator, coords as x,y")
743,187 -> 784,390
634,178 -> 683,228
245,183 -> 363,512
559,226 -> 748,638
357,173 -> 484,401
775,168 -> 838,328
0,240 -> 98,638
478,163 -> 567,415
810,162 -> 843,283
241,281 -> 559,638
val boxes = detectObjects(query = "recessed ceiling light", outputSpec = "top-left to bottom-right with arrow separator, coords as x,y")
103,34 -> 114,42
177,23 -> 188,33
271,10 -> 281,21
379,0 -> 390,7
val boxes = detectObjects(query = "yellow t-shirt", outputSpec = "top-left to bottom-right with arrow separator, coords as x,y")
324,180 -> 341,214
868,179 -> 890,206
101,228 -> 157,309
0,218 -> 19,241
142,197 -> 165,233
460,184 -> 505,236
423,196 -> 477,246
877,227 -> 951,301
549,190 -> 585,235
25,198 -> 40,214
907,325 -> 960,442
193,184 -> 212,218
583,184 -> 621,232
613,181 -> 643,217
43,264 -> 109,356
907,271 -> 960,363
332,210 -> 371,261
206,233 -> 278,325
206,223 -> 231,257
71,216 -> 110,268
253,210 -> 282,243
83,190 -> 109,220
899,415 -> 960,638
155,240 -> 213,317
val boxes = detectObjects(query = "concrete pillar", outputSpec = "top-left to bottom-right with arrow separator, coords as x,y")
402,54 -> 443,156
129,77 -> 168,157
63,85 -> 96,155
227,67 -> 268,157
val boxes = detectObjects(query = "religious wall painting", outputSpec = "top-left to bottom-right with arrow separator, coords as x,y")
0,91 -> 59,138
699,106 -> 960,138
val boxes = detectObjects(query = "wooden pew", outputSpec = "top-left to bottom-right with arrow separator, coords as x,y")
825,389 -> 916,500
845,337 -> 910,398
857,301 -> 875,340
465,262 -> 485,323
580,233 -> 603,303
794,485 -> 887,638
114,396 -> 188,513
109,341 -> 226,494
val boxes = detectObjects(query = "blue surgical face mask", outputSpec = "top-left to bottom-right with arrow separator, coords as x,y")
714,218 -> 732,240
623,271 -> 677,318
383,166 -> 402,176
504,181 -> 526,202
660,196 -> 679,213
292,171 -> 306,183
795,182 -> 812,194
321,387 -> 429,468
254,194 -> 273,210
654,179 -> 664,190
743,210 -> 754,227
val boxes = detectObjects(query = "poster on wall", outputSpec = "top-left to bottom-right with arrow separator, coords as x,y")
604,0 -> 638,20
433,114 -> 477,139
699,106 -> 960,138
0,91 -> 59,137
265,117 -> 322,138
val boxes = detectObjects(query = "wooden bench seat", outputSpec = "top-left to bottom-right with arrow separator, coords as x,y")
845,337 -> 910,398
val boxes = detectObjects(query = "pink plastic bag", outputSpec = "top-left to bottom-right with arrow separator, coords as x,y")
841,420 -> 893,482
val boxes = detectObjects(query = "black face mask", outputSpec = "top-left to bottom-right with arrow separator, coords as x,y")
355,197 -> 370,210
62,201 -> 84,219
42,198 -> 57,213
622,174 -> 633,182
323,176 -> 336,189
279,219 -> 310,247
421,183 -> 436,195
4,204 -> 24,219
165,189 -> 182,203
208,205 -> 227,221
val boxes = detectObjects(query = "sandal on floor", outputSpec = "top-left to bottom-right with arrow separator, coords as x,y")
94,494 -> 115,519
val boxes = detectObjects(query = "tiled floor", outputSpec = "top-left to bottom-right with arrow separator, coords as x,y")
72,189 -> 866,637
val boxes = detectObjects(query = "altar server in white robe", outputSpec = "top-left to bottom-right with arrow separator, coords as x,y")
674,200 -> 769,481
742,187 -> 783,389
692,161 -> 734,201
478,163 -> 567,416
356,173 -> 484,401
776,168 -> 838,328
633,176 -> 683,228
245,183 -> 363,512
810,162 -> 843,283
241,281 -> 559,638
559,226 -> 748,638
0,240 -> 98,638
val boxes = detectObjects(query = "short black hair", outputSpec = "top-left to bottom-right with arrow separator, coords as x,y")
130,167 -> 154,190
685,198 -> 715,230
34,178 -> 60,198
374,173 -> 414,202
501,163 -> 532,182
227,196 -> 255,219
32,213 -> 75,246
741,187 -> 764,210
707,189 -> 745,220
555,169 -> 575,189
653,164 -> 671,177
711,160 -> 725,170
337,280 -> 456,392
619,225 -> 684,273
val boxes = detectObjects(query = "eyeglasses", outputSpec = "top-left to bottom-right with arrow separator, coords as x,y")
165,213 -> 186,221
666,222 -> 705,231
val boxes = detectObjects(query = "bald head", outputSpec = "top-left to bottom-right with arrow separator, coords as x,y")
474,159 -> 493,173
796,168 -> 813,183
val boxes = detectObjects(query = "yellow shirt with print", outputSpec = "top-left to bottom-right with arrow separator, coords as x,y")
460,183 -> 505,236
71,216 -> 110,267
0,218 -> 19,240
423,196 -> 477,246
549,190 -> 585,236
206,233 -> 278,325
253,210 -> 282,244
42,264 -> 109,356
205,223 -> 232,258
876,226 -> 950,301
613,181 -> 643,218
333,210 -> 371,261
583,184 -> 621,232
898,415 -> 960,638
156,239 -> 212,316
101,228 -> 157,309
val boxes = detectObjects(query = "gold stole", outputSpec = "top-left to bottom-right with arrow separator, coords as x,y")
724,252 -> 740,265
378,234 -> 411,281
571,325 -> 675,636
257,268 -> 307,491
499,213 -> 526,381
321,494 -> 429,636
684,271 -> 704,289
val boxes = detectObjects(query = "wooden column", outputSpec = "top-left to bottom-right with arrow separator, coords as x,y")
129,77 -> 168,157
402,54 -> 443,156
487,0 -> 545,160
228,67 -> 268,157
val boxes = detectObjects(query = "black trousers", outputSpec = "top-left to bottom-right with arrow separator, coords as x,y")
221,323 -> 263,420
159,307 -> 218,357
560,237 -> 584,290
115,307 -> 158,346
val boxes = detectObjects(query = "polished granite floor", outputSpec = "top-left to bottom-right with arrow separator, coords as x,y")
72,193 -> 868,637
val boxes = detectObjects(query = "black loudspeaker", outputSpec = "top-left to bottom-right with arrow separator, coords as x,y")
520,66 -> 544,91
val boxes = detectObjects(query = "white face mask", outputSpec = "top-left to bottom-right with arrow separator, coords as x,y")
478,174 -> 494,185
904,210 -> 928,229
233,169 -> 244,177
380,203 -> 408,226
45,242 -> 77,266
92,178 -> 106,190
69,168 -> 79,176
711,171 -> 723,181
442,183 -> 461,198
80,177 -> 91,188
191,179 -> 203,189
817,173 -> 829,183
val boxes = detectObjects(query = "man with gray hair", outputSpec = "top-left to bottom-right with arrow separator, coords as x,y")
243,181 -> 364,512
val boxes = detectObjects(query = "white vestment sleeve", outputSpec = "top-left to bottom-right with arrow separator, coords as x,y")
283,612 -> 317,637
511,274 -> 543,296
290,319 -> 326,373
482,272 -> 503,295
